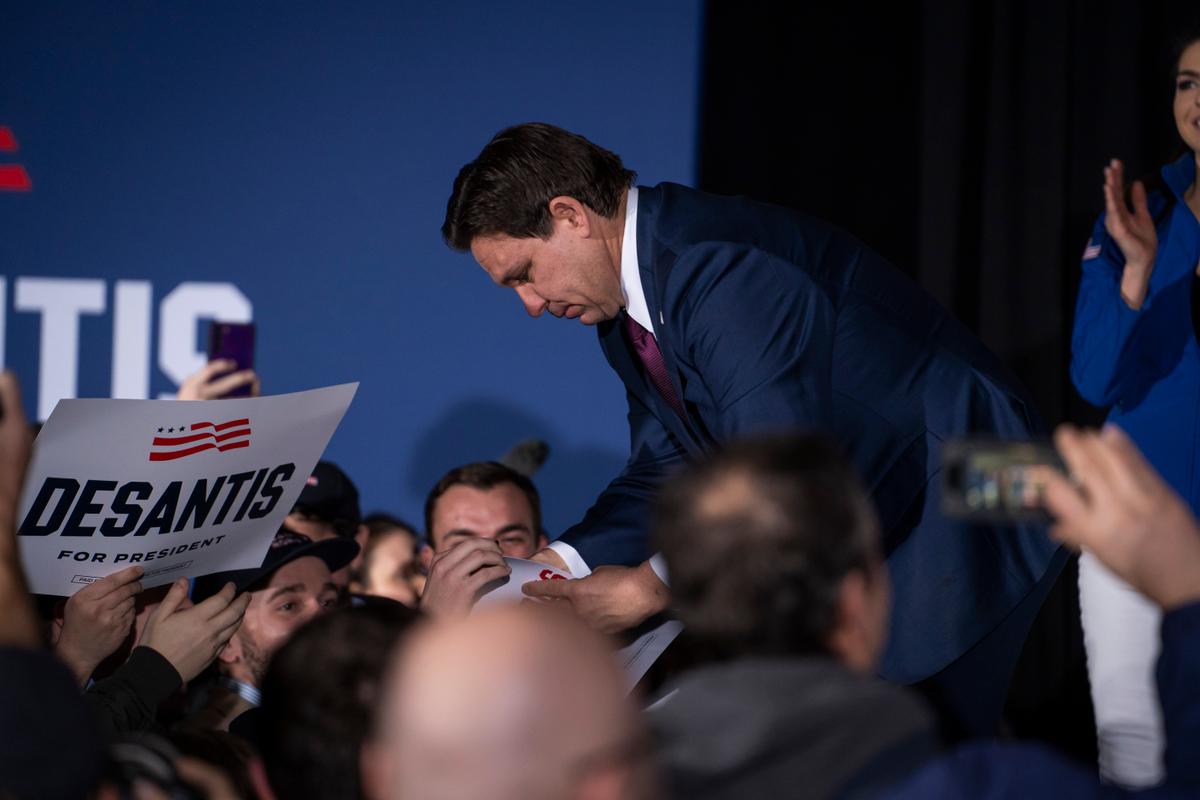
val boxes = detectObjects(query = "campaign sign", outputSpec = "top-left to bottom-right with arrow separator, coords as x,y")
17,384 -> 357,596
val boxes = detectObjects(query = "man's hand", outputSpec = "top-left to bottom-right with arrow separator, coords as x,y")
139,578 -> 251,682
419,538 -> 511,619
55,565 -> 144,684
1042,424 -> 1200,610
177,359 -> 260,400
521,560 -> 669,634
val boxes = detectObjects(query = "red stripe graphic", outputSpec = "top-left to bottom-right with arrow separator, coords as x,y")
149,439 -> 251,462
148,417 -> 252,461
0,127 -> 16,152
153,427 -> 251,447
190,419 -> 250,432
0,165 -> 31,191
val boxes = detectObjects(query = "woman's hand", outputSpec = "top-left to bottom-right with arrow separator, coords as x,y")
1103,158 -> 1157,309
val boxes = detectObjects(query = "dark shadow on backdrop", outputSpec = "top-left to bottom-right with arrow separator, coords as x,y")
698,0 -> 1200,766
406,397 -> 625,538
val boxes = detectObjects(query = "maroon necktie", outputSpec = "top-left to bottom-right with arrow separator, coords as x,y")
623,313 -> 686,420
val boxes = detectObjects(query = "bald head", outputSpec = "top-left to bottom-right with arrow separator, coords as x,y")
375,606 -> 655,800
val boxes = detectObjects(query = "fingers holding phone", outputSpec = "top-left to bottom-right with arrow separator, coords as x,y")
177,322 -> 259,400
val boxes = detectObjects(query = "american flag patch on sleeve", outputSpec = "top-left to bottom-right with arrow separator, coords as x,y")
1082,241 -> 1102,260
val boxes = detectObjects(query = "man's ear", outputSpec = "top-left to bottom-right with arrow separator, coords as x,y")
537,531 -> 549,550
218,630 -> 243,666
547,195 -> 592,237
419,543 -> 434,572
824,571 -> 873,673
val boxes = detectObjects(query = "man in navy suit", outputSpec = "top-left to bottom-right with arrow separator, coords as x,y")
441,122 -> 1065,737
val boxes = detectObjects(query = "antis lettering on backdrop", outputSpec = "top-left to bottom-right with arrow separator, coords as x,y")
16,383 -> 355,596
3,277 -> 252,421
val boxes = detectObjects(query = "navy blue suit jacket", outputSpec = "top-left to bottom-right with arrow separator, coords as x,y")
557,183 -> 1060,681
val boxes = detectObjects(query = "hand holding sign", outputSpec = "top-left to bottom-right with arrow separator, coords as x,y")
54,564 -> 144,685
139,578 -> 251,682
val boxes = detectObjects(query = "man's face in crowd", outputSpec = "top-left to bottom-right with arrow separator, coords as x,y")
222,555 -> 338,686
470,199 -> 624,326
425,482 -> 545,563
365,529 -> 425,606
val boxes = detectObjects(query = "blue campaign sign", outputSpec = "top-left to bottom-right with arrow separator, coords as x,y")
0,2 -> 700,535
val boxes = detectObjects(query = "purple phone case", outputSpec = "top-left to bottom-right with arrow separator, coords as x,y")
207,322 -> 256,398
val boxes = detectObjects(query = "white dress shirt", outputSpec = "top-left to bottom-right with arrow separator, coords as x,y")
547,188 -> 669,584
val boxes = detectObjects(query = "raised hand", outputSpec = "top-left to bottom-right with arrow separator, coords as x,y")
1102,159 -> 1158,309
55,564 -> 144,684
139,578 -> 251,682
1041,424 -> 1200,610
419,538 -> 511,619
177,359 -> 260,400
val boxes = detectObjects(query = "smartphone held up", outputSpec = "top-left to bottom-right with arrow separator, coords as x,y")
206,322 -> 256,399
941,438 -> 1066,524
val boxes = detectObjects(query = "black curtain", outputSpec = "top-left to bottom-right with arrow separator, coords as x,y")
697,0 -> 1200,764
698,0 -> 1197,427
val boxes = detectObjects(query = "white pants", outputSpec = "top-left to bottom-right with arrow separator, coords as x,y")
1079,549 -> 1164,787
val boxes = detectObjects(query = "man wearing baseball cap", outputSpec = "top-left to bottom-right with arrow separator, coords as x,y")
187,527 -> 358,731
285,461 -> 369,588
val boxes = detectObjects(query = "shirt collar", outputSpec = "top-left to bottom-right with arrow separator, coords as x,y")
219,676 -> 262,707
1162,152 -> 1198,203
619,187 -> 653,332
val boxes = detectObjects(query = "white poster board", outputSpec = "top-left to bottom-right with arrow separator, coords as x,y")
17,384 -> 357,596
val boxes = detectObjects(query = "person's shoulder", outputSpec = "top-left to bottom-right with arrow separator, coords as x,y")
879,741 -> 1100,799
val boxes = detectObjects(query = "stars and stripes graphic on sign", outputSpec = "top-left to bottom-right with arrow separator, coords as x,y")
149,418 -> 252,462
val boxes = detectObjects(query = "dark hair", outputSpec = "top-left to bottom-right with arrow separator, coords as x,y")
257,602 -> 419,800
359,513 -> 420,585
1169,22 -> 1200,77
441,122 -> 637,250
423,461 -> 543,548
654,433 -> 881,659
363,512 -> 419,539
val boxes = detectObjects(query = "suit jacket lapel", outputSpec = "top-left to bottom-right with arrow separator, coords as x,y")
631,186 -> 704,453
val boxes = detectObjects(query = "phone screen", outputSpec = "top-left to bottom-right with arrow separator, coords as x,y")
941,439 -> 1064,523
206,322 -> 256,398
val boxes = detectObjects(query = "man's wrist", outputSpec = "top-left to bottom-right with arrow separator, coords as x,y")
1152,565 -> 1200,612
633,560 -> 671,620
54,641 -> 98,685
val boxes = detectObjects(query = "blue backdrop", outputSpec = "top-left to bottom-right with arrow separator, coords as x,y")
0,2 -> 701,536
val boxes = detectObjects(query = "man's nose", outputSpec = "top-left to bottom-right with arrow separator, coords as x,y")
299,599 -> 325,625
515,285 -> 546,317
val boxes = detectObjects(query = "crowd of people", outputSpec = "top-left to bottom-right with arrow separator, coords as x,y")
3,26 -> 1199,800
4,360 -> 1200,799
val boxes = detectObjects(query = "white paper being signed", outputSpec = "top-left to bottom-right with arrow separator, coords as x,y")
475,557 -> 683,691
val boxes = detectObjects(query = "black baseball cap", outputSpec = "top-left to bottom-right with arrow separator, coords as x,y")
293,461 -> 361,534
193,527 -> 359,601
